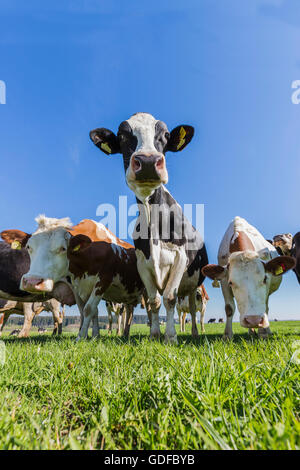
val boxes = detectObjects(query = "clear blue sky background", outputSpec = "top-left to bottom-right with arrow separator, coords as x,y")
0,0 -> 299,320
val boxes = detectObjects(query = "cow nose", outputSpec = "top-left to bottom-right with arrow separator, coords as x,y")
21,276 -> 54,293
243,315 -> 264,328
132,154 -> 165,181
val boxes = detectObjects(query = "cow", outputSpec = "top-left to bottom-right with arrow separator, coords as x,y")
271,232 -> 300,285
90,112 -> 208,343
208,318 -> 216,323
218,318 -> 224,323
0,231 -> 75,306
202,217 -> 295,339
176,285 -> 209,334
0,298 -> 64,337
18,216 -> 146,340
272,233 -> 293,256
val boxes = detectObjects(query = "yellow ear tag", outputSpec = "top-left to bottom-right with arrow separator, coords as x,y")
101,142 -> 111,154
73,244 -> 81,253
275,266 -> 284,275
177,127 -> 187,150
11,241 -> 21,250
212,279 -> 220,288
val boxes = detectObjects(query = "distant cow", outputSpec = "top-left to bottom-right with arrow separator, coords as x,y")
18,216 -> 146,340
0,299 -> 64,337
10,329 -> 20,337
90,112 -> 208,343
218,318 -> 224,323
177,285 -> 209,334
202,217 -> 295,339
208,318 -> 216,324
38,327 -> 47,334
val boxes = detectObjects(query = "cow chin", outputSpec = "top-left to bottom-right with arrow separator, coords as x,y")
21,276 -> 54,293
127,172 -> 168,202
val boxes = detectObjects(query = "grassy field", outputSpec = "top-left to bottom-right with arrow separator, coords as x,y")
0,321 -> 299,450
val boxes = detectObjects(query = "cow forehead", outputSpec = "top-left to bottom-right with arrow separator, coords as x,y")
126,112 -> 158,131
30,228 -> 69,249
229,252 -> 264,274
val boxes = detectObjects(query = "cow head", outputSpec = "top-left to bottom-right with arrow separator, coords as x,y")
202,251 -> 295,329
21,227 -> 72,293
292,232 -> 300,284
90,112 -> 194,201
272,233 -> 293,256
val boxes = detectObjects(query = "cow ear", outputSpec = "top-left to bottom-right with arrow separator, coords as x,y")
201,264 -> 226,280
1,229 -> 31,249
166,125 -> 194,152
69,234 -> 92,253
264,256 -> 296,276
89,128 -> 120,155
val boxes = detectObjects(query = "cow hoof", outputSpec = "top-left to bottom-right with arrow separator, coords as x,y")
150,333 -> 160,341
222,334 -> 232,341
164,335 -> 178,345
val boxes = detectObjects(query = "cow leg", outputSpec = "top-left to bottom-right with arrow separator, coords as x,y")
106,303 -> 113,335
76,291 -> 101,340
182,312 -> 187,333
123,305 -> 133,337
0,313 -> 10,335
178,309 -> 183,333
146,301 -> 152,328
137,266 -> 161,339
200,301 -> 206,333
18,303 -> 35,338
221,280 -> 235,340
50,300 -> 63,335
117,309 -> 123,336
189,291 -> 199,338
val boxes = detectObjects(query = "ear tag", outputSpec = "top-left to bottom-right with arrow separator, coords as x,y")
73,244 -> 81,253
11,241 -> 21,250
101,142 -> 111,154
275,265 -> 284,275
212,279 -> 220,288
177,127 -> 186,150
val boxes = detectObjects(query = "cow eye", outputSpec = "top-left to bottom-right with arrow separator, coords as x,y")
263,275 -> 267,284
165,132 -> 170,139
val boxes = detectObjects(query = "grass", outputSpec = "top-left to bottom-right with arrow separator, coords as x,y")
0,321 -> 299,450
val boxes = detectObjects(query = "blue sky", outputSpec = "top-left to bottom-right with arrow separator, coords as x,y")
0,0 -> 300,319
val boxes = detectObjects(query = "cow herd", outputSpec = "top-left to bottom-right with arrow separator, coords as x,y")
0,112 -> 299,343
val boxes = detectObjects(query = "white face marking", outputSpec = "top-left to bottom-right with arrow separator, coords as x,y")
127,113 -> 158,154
227,252 -> 271,327
23,228 -> 71,286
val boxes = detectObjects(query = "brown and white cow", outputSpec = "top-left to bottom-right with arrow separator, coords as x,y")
18,216 -> 145,340
0,298 -> 64,337
271,232 -> 300,285
176,285 -> 209,334
90,112 -> 209,343
202,217 -> 295,339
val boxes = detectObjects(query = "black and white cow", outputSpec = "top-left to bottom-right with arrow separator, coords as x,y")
90,112 -> 208,343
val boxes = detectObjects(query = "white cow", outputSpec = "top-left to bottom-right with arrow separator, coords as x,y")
177,285 -> 209,334
202,217 -> 295,339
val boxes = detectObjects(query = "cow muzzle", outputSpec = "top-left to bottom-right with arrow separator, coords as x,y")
131,153 -> 167,182
241,315 -> 269,328
21,276 -> 54,293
